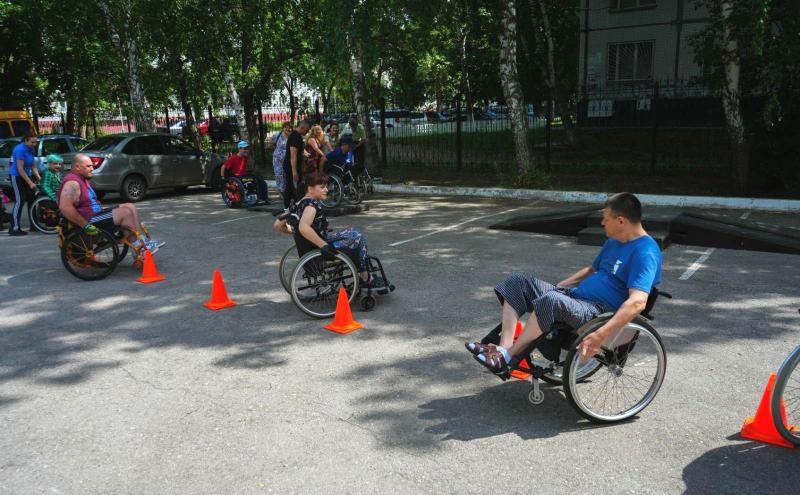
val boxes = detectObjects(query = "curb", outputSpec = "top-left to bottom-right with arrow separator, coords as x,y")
369,184 -> 800,212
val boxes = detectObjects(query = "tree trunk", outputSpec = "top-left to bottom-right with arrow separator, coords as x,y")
498,0 -> 534,183
101,1 -> 154,132
284,75 -> 297,123
65,99 -> 75,135
719,0 -> 748,192
346,12 -> 381,176
530,0 -> 577,147
174,59 -> 200,148
224,71 -> 248,142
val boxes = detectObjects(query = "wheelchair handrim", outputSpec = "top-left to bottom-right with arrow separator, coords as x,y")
290,251 -> 358,318
567,323 -> 666,422
31,197 -> 59,233
772,346 -> 800,445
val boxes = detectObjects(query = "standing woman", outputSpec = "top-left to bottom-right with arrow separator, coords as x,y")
269,122 -> 292,198
8,131 -> 40,235
304,125 -> 327,175
323,123 -> 340,154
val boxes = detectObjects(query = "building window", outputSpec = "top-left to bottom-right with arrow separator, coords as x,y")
610,0 -> 657,10
607,41 -> 654,82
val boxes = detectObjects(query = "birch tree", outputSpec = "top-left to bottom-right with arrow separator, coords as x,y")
498,0 -> 535,184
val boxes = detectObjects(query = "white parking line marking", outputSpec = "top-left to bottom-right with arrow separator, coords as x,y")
740,211 -> 750,220
389,207 -> 523,247
679,248 -> 716,280
214,216 -> 257,225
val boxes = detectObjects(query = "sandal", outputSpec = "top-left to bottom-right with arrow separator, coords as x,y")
473,348 -> 510,376
464,342 -> 496,356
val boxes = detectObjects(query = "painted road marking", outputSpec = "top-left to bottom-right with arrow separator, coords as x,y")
389,207 -> 524,247
740,211 -> 750,220
679,248 -> 716,281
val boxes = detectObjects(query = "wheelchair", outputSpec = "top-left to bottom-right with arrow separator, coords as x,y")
480,288 -> 671,423
276,211 -> 394,317
57,218 -> 154,281
221,174 -> 269,208
321,159 -> 374,209
30,188 -> 61,234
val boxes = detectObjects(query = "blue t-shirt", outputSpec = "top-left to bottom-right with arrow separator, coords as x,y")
572,235 -> 662,310
325,148 -> 349,168
9,142 -> 35,177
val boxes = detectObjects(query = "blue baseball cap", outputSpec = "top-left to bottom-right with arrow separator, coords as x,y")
237,140 -> 250,149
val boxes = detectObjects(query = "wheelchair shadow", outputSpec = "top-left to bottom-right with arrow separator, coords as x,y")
418,380 -> 621,442
682,435 -> 800,494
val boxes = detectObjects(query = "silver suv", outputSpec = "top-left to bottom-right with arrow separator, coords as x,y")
61,133 -> 226,202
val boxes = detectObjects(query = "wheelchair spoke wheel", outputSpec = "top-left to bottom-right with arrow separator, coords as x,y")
30,197 -> 60,234
290,251 -> 358,318
772,347 -> 800,446
61,229 -> 119,281
279,246 -> 299,294
321,174 -> 343,209
222,177 -> 245,208
564,319 -> 666,423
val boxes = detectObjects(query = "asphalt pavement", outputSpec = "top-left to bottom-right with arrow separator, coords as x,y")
1,189 -> 799,494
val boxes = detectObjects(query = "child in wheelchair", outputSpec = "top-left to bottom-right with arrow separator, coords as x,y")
221,141 -> 269,207
40,154 -> 63,201
273,171 -> 387,289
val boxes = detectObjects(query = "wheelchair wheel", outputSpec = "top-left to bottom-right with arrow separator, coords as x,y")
772,346 -> 800,446
290,250 -> 358,318
563,317 -> 666,423
222,177 -> 245,208
30,196 -> 60,234
61,229 -> 119,281
278,245 -> 299,294
321,174 -> 343,209
346,183 -> 362,205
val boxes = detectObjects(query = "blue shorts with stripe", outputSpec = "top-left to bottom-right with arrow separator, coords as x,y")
494,272 -> 609,333
88,208 -> 116,231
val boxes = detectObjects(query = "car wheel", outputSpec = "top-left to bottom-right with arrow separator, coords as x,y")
208,167 -> 222,190
121,175 -> 147,202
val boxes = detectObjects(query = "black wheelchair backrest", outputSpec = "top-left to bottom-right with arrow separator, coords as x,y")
641,287 -> 672,320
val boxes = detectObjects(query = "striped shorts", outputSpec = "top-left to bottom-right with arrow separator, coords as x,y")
88,208 -> 116,231
494,272 -> 608,333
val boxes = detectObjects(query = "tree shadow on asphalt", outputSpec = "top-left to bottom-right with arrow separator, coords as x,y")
682,435 -> 800,494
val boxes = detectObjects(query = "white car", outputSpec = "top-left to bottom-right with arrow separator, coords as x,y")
169,121 -> 185,135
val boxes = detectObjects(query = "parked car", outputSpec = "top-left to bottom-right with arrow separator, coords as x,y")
0,134 -> 89,193
0,110 -> 35,138
410,112 -> 427,125
209,117 -> 240,143
59,133 -> 225,202
196,119 -> 209,136
169,121 -> 185,135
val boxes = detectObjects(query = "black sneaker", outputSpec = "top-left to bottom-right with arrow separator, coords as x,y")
9,230 -> 27,236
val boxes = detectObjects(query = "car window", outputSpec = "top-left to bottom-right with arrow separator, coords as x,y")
41,138 -> 71,156
12,120 -> 31,136
123,135 -> 164,155
0,122 -> 11,138
0,142 -> 13,158
85,136 -> 126,152
69,138 -> 89,151
163,136 -> 197,155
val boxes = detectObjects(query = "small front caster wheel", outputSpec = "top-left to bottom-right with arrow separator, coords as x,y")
360,295 -> 376,311
528,389 -> 544,405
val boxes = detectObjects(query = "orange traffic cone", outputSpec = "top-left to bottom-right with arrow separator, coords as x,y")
203,270 -> 237,310
740,372 -> 796,448
510,322 -> 531,380
324,288 -> 363,334
137,249 -> 165,284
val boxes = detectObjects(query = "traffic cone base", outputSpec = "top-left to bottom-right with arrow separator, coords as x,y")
324,288 -> 363,334
203,270 -> 237,311
137,250 -> 165,284
740,372 -> 796,448
510,321 -> 531,380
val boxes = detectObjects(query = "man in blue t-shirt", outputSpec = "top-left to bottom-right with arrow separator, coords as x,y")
465,192 -> 662,375
324,135 -> 353,172
7,132 -> 41,235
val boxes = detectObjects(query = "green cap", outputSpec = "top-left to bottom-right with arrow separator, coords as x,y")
46,153 -> 64,163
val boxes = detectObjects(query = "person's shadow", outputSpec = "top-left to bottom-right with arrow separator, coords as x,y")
682,434 -> 800,494
417,380 -> 623,442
